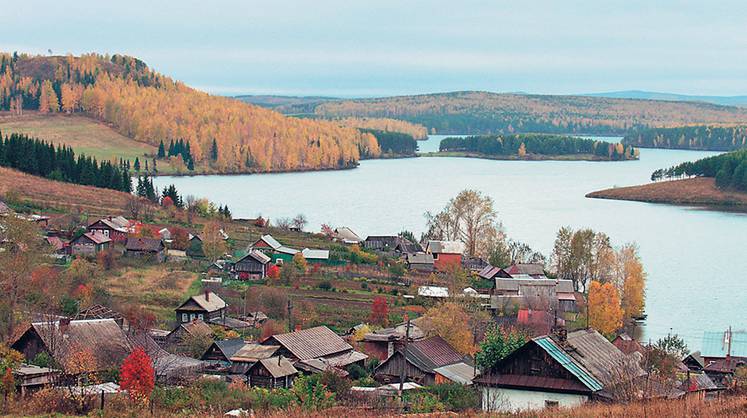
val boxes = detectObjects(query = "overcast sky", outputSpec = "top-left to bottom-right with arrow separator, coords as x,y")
2,0 -> 747,97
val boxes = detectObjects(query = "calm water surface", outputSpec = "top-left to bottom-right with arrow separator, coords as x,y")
154,136 -> 747,349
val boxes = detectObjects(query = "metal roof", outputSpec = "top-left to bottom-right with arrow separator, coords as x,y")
301,248 -> 329,260
417,286 -> 449,298
406,252 -> 434,265
426,240 -> 465,254
266,326 -> 352,360
258,234 -> 282,250
534,336 -> 604,392
181,292 -> 227,313
701,331 -> 747,358
230,344 -> 280,363
433,362 -> 478,385
405,336 -> 467,372
475,374 -> 591,393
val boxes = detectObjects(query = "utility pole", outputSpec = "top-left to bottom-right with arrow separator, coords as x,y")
399,315 -> 411,403
287,299 -> 293,332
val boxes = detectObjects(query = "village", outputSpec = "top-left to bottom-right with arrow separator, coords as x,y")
0,190 -> 745,417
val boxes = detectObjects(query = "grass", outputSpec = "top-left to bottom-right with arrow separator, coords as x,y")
0,113 -> 155,163
587,177 -> 747,212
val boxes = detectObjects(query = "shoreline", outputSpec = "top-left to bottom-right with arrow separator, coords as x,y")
419,151 -> 637,162
586,177 -> 747,213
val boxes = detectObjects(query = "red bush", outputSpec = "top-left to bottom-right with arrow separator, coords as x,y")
119,347 -> 155,404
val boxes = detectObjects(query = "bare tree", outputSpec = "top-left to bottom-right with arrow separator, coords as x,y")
125,195 -> 144,220
184,195 -> 196,225
274,217 -> 292,230
292,214 -> 308,231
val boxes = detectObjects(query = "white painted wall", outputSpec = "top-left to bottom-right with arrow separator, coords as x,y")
481,387 -> 588,412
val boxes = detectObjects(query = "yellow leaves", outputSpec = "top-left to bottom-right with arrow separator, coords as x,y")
518,142 -> 527,157
588,281 -> 624,336
419,302 -> 477,356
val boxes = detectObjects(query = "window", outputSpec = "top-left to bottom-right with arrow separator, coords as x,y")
198,314 -> 204,320
190,313 -> 196,321
545,400 -> 559,408
181,313 -> 188,322
433,253 -> 439,260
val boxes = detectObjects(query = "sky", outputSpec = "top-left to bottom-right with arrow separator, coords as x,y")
2,0 -> 747,97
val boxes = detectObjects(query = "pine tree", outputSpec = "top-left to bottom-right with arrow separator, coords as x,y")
168,139 -> 175,156
134,157 -> 140,171
211,138 -> 218,161
145,159 -> 149,172
157,140 -> 165,158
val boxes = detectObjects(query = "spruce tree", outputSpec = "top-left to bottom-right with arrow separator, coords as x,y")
211,138 -> 218,161
157,140 -> 166,158
134,157 -> 140,171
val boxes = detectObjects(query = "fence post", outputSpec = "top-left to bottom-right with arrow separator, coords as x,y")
100,389 -> 104,410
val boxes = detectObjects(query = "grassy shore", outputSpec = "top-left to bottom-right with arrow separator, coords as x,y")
587,177 -> 747,212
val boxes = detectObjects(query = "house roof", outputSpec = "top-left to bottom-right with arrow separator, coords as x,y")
255,234 -> 282,250
125,237 -> 164,252
266,326 -> 352,360
475,374 -> 591,394
565,329 -> 645,388
426,240 -> 465,255
682,372 -> 719,392
504,263 -> 546,276
405,336 -> 466,372
703,356 -> 747,374
179,292 -> 227,313
301,248 -> 329,260
433,362 -> 478,385
494,278 -> 574,293
417,286 -> 449,298
533,335 -> 604,392
406,252 -> 434,265
74,232 -> 111,245
364,322 -> 425,342
236,250 -> 271,266
89,217 -> 128,232
333,227 -> 362,243
701,331 -> 747,358
45,236 -> 65,251
230,344 -> 280,363
177,319 -> 213,338
252,357 -> 298,378
207,338 -> 247,360
612,333 -> 645,355
16,319 -> 133,371
478,265 -> 503,280
208,317 -> 252,330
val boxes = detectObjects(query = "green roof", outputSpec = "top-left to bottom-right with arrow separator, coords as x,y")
534,336 -> 603,392
702,331 -> 747,358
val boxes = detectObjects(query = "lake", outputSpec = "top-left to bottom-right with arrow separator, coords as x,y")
153,135 -> 747,349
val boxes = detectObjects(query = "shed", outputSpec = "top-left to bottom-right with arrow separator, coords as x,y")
246,357 -> 299,389
233,250 -> 271,280
374,336 -> 468,386
125,237 -> 166,262
406,252 -> 434,272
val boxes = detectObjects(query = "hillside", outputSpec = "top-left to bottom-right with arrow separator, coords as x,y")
586,177 -> 747,211
0,53 -> 380,173
314,91 -> 747,135
584,90 -> 747,107
0,113 -> 155,163
623,125 -> 747,151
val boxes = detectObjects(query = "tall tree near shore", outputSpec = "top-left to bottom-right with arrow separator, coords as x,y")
424,189 -> 502,258
618,244 -> 646,319
588,281 -> 624,336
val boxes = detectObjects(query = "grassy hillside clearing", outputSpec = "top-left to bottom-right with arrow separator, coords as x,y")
0,113 -> 155,163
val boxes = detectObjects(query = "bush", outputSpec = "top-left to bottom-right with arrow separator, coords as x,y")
404,390 -> 445,413
427,383 -> 480,411
318,280 -> 333,291
346,363 -> 368,380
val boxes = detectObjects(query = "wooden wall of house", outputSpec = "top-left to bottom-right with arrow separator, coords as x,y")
374,352 -> 433,385
11,329 -> 45,363
490,343 -> 579,382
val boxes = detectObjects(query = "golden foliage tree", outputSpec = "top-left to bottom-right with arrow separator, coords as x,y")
201,221 -> 226,261
618,244 -> 646,319
588,281 -> 624,335
419,302 -> 476,355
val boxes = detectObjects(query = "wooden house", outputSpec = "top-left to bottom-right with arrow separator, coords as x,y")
262,326 -> 367,373
361,322 -> 425,361
233,250 -> 271,280
187,234 -> 204,257
374,336 -> 469,386
70,232 -> 111,257
247,234 -> 299,264
176,291 -> 227,324
125,237 -> 166,262
405,252 -> 434,272
474,329 -> 646,412
246,357 -> 299,389
87,217 -> 129,243
491,278 -> 577,313
331,227 -> 363,244
165,319 -> 214,352
229,344 -> 280,374
11,318 -> 133,373
425,240 -> 465,271
700,330 -> 747,365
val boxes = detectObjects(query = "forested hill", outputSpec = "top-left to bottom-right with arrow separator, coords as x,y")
0,53 -> 380,173
654,149 -> 747,192
623,126 -> 747,151
313,91 -> 747,135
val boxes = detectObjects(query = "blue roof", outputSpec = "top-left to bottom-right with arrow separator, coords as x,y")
534,337 -> 603,392
701,331 -> 747,358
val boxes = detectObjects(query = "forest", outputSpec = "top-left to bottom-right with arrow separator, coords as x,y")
439,134 -> 638,160
0,52 -> 380,173
0,132 -> 132,192
623,125 -> 747,151
360,129 -> 418,156
653,149 -> 747,191
314,91 -> 747,135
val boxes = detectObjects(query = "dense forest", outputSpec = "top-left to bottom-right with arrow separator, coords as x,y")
439,134 -> 638,160
653,149 -> 747,191
332,117 -> 427,139
314,91 -> 747,135
623,126 -> 747,151
0,52 -> 380,173
360,129 -> 418,156
0,132 -> 132,191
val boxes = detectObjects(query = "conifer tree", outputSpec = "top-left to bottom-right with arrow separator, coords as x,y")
211,138 -> 218,161
157,140 -> 166,158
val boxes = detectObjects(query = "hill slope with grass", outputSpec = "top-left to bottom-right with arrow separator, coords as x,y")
0,52 -> 379,173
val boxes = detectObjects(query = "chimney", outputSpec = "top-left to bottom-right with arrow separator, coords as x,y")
205,290 -> 210,301
295,324 -> 301,332
59,317 -> 71,334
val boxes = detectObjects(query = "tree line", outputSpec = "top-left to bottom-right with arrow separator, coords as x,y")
653,149 -> 747,191
0,52 -> 380,173
439,134 -> 638,160
0,132 -> 132,192
623,126 -> 747,151
360,129 -> 418,156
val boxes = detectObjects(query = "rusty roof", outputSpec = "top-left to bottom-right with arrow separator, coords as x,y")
265,326 -> 351,360
474,374 -> 591,394
406,336 -> 466,372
